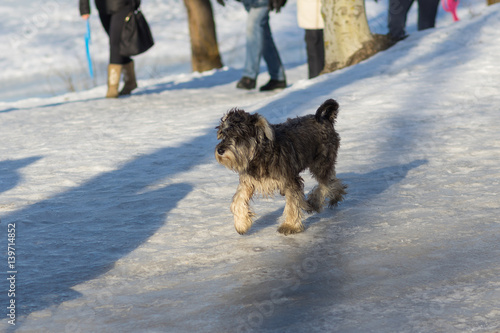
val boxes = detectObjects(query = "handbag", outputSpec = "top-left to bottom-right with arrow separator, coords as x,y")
120,6 -> 154,57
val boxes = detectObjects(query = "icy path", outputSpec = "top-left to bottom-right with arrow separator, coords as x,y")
1,7 -> 500,333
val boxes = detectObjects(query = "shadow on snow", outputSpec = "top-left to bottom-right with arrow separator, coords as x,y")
0,157 -> 42,195
0,129 -> 220,329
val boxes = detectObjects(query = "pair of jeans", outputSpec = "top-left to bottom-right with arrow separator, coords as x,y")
388,0 -> 440,39
241,0 -> 285,81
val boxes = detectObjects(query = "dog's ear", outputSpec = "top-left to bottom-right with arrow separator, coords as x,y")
254,114 -> 274,142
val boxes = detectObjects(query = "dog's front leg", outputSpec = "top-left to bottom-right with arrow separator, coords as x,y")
231,182 -> 255,235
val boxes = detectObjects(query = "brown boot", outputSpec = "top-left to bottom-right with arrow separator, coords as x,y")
119,60 -> 137,96
106,64 -> 122,98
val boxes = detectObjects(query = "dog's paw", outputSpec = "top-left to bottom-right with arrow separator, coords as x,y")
234,222 -> 251,235
277,224 -> 304,236
234,215 -> 253,235
328,190 -> 347,207
327,181 -> 347,207
236,228 -> 248,235
305,198 -> 322,214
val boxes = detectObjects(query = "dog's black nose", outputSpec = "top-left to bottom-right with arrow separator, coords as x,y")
217,147 -> 225,155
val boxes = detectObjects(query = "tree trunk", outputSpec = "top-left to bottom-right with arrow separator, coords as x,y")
321,0 -> 394,73
487,0 -> 500,5
183,0 -> 223,72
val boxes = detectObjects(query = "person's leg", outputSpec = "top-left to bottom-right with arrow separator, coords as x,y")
417,0 -> 440,31
261,11 -> 285,81
305,29 -> 324,79
105,7 -> 133,97
109,7 -> 132,65
388,0 -> 414,40
95,2 -> 118,98
241,5 -> 268,80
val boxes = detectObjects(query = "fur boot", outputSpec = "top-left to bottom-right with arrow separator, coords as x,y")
106,64 -> 122,98
119,60 -> 137,96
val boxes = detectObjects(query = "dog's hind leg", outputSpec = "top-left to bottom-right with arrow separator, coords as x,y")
278,178 -> 307,235
307,160 -> 335,212
327,177 -> 347,207
306,182 -> 329,213
231,181 -> 255,235
307,175 -> 347,211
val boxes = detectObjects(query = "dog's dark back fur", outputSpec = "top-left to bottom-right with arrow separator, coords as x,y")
248,99 -> 340,181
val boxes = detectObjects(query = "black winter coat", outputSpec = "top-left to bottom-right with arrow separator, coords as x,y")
79,0 -> 139,15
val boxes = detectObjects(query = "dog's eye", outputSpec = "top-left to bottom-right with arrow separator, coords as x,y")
217,127 -> 230,140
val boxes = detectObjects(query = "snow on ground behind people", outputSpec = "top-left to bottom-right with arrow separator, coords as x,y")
1,0 -> 499,332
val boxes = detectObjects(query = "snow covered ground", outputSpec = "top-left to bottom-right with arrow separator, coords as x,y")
1,0 -> 500,332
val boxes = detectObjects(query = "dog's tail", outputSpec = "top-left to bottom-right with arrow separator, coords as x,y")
315,99 -> 339,123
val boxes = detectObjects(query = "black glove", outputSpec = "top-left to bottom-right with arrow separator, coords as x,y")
217,0 -> 225,6
268,0 -> 287,12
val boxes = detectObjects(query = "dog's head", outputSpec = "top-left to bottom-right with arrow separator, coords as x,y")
215,108 -> 274,172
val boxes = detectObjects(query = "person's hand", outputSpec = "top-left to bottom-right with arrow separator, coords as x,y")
269,0 -> 287,12
81,14 -> 90,20
217,0 -> 225,6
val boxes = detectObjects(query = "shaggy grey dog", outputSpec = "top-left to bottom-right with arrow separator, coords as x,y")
215,99 -> 347,235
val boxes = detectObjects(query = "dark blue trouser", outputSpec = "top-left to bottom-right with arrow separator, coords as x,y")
305,29 -> 324,79
388,0 -> 440,39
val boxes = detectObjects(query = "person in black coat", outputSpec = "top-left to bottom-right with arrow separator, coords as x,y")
80,0 -> 139,98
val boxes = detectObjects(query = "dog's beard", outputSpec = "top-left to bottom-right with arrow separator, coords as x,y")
215,147 -> 239,171
215,141 -> 256,173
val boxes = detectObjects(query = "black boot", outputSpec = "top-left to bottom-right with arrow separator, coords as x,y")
259,79 -> 287,91
387,32 -> 408,43
236,77 -> 256,90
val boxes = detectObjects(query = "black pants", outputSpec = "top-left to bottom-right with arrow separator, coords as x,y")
305,29 -> 324,79
388,0 -> 440,39
95,0 -> 132,64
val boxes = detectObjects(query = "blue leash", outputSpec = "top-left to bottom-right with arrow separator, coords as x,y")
85,20 -> 94,79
